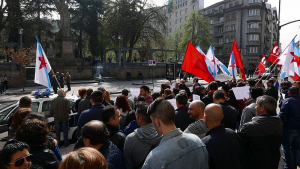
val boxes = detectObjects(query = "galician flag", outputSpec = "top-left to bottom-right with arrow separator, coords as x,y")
34,38 -> 52,88
228,52 -> 237,78
280,39 -> 296,79
206,45 -> 218,78
196,43 -> 214,74
216,58 -> 230,75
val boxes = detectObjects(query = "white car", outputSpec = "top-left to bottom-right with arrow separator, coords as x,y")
0,94 -> 79,142
262,68 -> 273,79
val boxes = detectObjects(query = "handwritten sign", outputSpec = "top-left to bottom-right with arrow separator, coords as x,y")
167,99 -> 178,110
193,94 -> 200,101
232,86 -> 250,100
130,88 -> 140,98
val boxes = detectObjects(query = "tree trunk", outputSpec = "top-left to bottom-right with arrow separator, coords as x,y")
19,65 -> 24,91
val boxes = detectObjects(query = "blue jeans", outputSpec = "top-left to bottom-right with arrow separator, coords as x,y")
282,129 -> 300,169
55,120 -> 69,147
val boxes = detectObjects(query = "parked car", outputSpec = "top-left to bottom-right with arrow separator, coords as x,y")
262,68 -> 273,79
0,94 -> 79,142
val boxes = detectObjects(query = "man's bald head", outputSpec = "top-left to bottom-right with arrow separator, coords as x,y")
191,100 -> 205,110
81,120 -> 110,145
189,100 -> 205,120
204,103 -> 224,123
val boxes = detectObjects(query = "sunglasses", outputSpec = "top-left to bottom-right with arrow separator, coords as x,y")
8,154 -> 33,167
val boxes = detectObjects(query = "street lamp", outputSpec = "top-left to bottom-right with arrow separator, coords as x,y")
18,28 -> 23,53
118,35 -> 121,66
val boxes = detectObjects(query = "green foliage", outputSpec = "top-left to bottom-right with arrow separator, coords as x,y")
179,11 -> 211,51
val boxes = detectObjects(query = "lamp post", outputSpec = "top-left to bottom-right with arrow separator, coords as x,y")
19,28 -> 23,53
118,35 -> 121,66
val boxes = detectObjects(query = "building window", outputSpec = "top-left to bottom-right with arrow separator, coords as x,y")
249,34 -> 259,41
169,21 -> 172,26
180,18 -> 182,23
210,19 -> 213,24
219,17 -> 224,22
175,19 -> 178,24
210,30 -> 213,34
226,37 -> 229,43
180,10 -> 182,15
219,38 -> 223,44
219,27 -> 223,33
231,24 -> 235,30
231,12 -> 236,19
207,10 -> 211,14
170,14 -> 172,19
249,47 -> 258,53
249,22 -> 259,28
229,3 -> 233,8
180,25 -> 182,29
231,36 -> 234,42
225,25 -> 230,31
169,28 -> 172,33
185,16 -> 188,21
225,14 -> 230,21
249,9 -> 260,16
219,6 -> 223,11
185,8 -> 188,13
249,0 -> 260,3
193,5 -> 196,10
176,12 -> 178,17
235,1 -> 239,5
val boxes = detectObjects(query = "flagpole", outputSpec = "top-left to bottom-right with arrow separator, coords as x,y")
255,35 -> 297,85
36,37 -> 62,90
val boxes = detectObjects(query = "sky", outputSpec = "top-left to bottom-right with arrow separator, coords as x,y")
150,0 -> 300,50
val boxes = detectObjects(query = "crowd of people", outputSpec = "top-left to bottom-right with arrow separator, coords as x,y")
51,72 -> 71,94
1,75 -> 300,169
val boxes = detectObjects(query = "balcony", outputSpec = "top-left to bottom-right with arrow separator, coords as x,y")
214,32 -> 224,37
214,20 -> 224,26
247,41 -> 260,45
215,53 -> 224,57
248,2 -> 263,7
248,16 -> 261,21
214,9 -> 223,15
247,28 -> 261,33
215,43 -> 224,47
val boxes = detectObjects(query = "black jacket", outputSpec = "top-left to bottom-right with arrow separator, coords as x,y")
266,86 -> 278,101
30,146 -> 59,169
202,94 -> 213,107
106,124 -> 126,152
175,106 -> 195,131
218,102 -> 238,130
238,115 -> 283,169
202,125 -> 242,169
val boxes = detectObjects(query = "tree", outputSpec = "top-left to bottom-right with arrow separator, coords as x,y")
179,11 -> 211,51
0,0 -> 7,34
7,48 -> 34,91
6,0 -> 23,43
104,0 -> 167,61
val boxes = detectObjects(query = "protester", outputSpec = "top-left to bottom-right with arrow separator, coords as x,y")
115,95 -> 132,130
140,85 -> 153,104
163,88 -> 173,100
202,81 -> 218,106
104,91 -> 114,105
60,73 -> 64,88
123,103 -> 162,169
122,89 -> 135,110
266,79 -> 278,101
279,86 -> 300,169
172,88 -> 180,98
75,88 -> 87,112
192,78 -> 201,94
213,90 -> 238,130
0,140 -> 32,169
81,120 -> 125,169
143,99 -> 209,169
51,75 -> 58,94
65,72 -> 71,91
8,108 -> 32,139
175,92 -> 195,131
0,74 -> 8,93
16,119 -> 59,169
238,95 -> 282,169
50,89 -> 71,147
184,100 -> 208,138
98,87 -> 111,106
202,103 -> 242,169
77,91 -> 105,137
78,88 -> 93,116
102,105 -> 125,151
59,147 -> 108,169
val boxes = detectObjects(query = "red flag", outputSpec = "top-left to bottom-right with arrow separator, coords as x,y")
231,40 -> 246,80
267,42 -> 280,64
255,55 -> 266,75
181,42 -> 215,83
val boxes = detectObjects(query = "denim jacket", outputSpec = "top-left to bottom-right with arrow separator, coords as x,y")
142,128 -> 209,169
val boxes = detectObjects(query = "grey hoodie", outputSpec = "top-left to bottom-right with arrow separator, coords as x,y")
123,124 -> 162,169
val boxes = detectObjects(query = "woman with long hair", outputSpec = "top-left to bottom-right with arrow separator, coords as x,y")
115,95 -> 131,130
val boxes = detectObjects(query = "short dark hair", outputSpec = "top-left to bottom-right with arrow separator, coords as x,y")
16,119 -> 49,147
122,89 -> 129,96
237,82 -> 245,87
209,81 -> 218,90
175,92 -> 187,105
102,105 -> 117,124
215,80 -> 221,87
250,87 -> 264,99
81,121 -> 110,145
161,84 -> 167,90
19,96 -> 32,108
147,99 -> 175,125
256,95 -> 277,115
151,92 -> 161,101
193,78 -> 198,83
289,86 -> 299,95
0,141 -> 29,167
213,90 -> 225,100
91,91 -> 103,103
248,79 -> 256,86
97,87 -> 106,93
172,88 -> 180,96
136,103 -> 151,123
87,88 -> 93,96
140,85 -> 150,93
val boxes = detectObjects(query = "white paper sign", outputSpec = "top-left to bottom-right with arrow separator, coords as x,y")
168,99 -> 178,110
193,94 -> 200,101
282,93 -> 286,100
130,88 -> 140,98
153,87 -> 161,93
232,86 -> 250,100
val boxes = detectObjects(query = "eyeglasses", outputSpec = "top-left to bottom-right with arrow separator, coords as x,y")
8,154 -> 33,167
